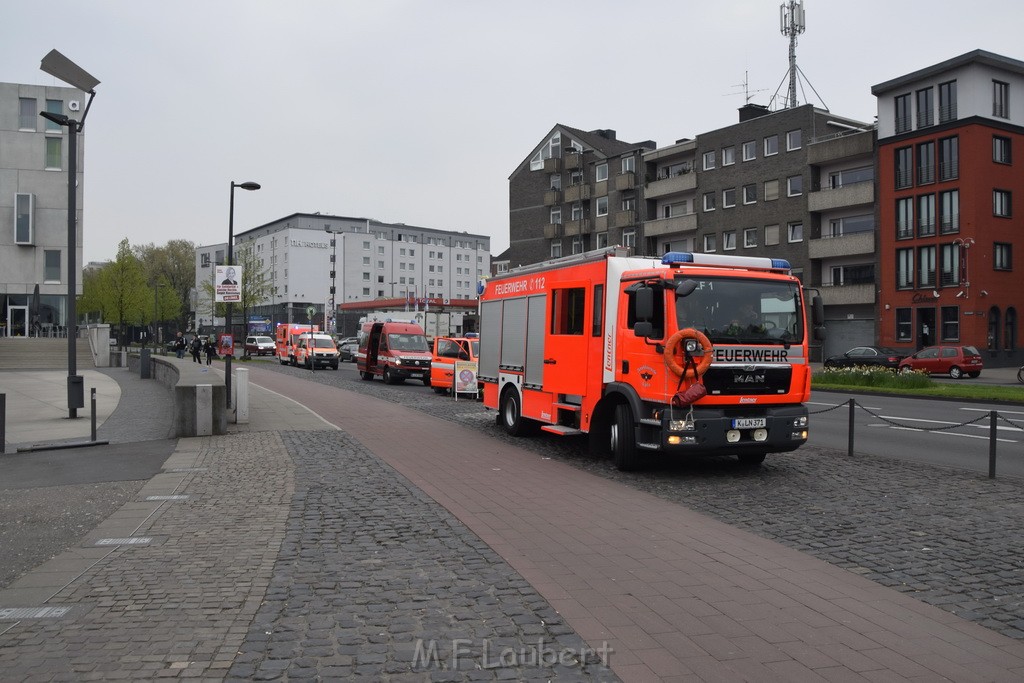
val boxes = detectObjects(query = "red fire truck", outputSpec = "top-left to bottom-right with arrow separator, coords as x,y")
478,247 -> 825,470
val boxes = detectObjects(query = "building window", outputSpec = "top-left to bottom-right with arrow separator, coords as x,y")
994,190 -> 1012,217
939,136 -> 958,181
829,166 -> 874,188
722,230 -> 736,251
363,240 -> 370,250
895,93 -> 911,133
622,156 -> 635,173
19,98 -> 36,130
786,175 -> 803,197
571,237 -> 583,254
993,136 -> 1011,164
44,250 -> 61,282
764,179 -> 779,201
551,242 -> 562,258
896,308 -> 913,341
595,163 -> 608,182
993,80 -> 1010,118
742,140 -> 756,161
15,193 -> 34,244
45,138 -> 62,169
44,99 -> 63,131
722,146 -> 735,166
896,249 -> 914,289
530,132 -> 561,171
743,227 -> 758,248
549,174 -> 561,191
940,306 -> 960,342
786,129 -> 802,150
702,151 -> 715,170
916,87 -> 934,128
764,224 -> 780,246
1005,308 -> 1017,351
939,80 -> 957,123
702,192 -> 716,212
621,197 -> 636,211
742,184 -> 756,204
896,197 -> 914,239
702,234 -> 717,252
595,232 -> 608,249
764,135 -> 779,156
722,188 -> 736,208
828,214 -> 874,237
917,194 -> 935,237
994,242 -> 1012,270
622,230 -> 636,249
895,147 -> 913,189
918,245 -> 936,287
940,243 -> 960,286
939,190 -> 959,234
787,222 -> 803,243
916,141 -> 935,184
596,196 -> 608,216
362,256 -> 370,265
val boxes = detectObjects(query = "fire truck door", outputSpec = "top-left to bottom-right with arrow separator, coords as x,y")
542,283 -> 589,396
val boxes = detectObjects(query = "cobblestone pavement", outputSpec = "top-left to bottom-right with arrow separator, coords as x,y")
261,362 -> 1024,641
227,430 -> 617,682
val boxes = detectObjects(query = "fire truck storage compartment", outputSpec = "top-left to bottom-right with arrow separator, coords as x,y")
480,295 -> 546,389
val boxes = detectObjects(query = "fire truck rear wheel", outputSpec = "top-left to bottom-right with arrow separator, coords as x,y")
611,403 -> 641,471
361,370 -> 373,381
500,389 -> 532,436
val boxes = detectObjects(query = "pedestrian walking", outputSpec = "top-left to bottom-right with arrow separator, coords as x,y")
173,332 -> 187,359
204,336 -> 217,365
190,335 -> 203,363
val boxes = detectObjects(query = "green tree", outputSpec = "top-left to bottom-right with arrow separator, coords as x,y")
134,239 -> 194,332
102,239 -> 150,349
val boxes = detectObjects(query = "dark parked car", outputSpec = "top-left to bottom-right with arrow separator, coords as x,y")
823,346 -> 907,370
898,345 -> 983,379
338,339 -> 358,363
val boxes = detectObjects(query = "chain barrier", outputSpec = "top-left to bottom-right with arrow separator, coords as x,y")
998,413 -> 1024,432
807,402 -> 847,416
854,402 -> 993,432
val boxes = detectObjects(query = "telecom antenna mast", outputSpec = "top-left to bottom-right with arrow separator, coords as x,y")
780,1 -> 805,108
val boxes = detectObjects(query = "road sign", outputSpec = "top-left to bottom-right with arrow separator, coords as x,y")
306,306 -> 315,322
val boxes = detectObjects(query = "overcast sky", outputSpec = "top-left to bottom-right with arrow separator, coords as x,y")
5,0 -> 1024,264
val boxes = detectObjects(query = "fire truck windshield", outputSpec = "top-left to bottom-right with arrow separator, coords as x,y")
388,333 -> 430,352
675,277 -> 803,345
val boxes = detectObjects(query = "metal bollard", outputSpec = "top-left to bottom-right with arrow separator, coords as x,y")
847,398 -> 856,457
234,367 -> 250,424
989,410 -> 998,479
1,393 -> 6,452
91,388 -> 97,442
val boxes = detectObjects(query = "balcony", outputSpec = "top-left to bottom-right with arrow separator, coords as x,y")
808,230 -> 874,259
543,157 -> 561,173
609,210 -> 637,230
564,154 -> 584,171
614,172 -> 636,191
543,223 -> 562,239
645,171 -> 696,198
643,213 -> 697,237
807,181 -> 874,212
819,283 -> 875,306
807,128 -> 874,163
564,184 -> 591,202
543,190 -> 562,206
564,219 -> 591,236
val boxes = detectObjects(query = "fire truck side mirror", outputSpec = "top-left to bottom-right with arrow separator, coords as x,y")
814,326 -> 828,342
675,279 -> 698,297
811,295 -> 825,326
635,286 -> 654,320
634,321 -> 654,338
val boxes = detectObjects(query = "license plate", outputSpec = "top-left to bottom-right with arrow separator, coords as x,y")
732,418 -> 766,429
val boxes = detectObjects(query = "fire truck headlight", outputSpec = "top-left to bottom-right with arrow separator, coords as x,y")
792,416 -> 808,428
753,428 -> 768,442
684,339 -> 700,354
726,430 -> 740,443
791,430 -> 808,440
395,358 -> 403,366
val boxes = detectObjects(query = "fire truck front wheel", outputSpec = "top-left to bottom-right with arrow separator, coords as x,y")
499,388 -> 534,437
611,403 -> 641,471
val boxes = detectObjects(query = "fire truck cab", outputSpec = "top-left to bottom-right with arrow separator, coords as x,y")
276,323 -> 318,365
478,247 -> 825,471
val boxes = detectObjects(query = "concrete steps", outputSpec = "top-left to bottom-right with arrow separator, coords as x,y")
0,337 -> 97,370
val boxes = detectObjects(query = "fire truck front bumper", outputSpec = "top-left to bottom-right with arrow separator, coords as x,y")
388,358 -> 430,380
648,404 -> 809,454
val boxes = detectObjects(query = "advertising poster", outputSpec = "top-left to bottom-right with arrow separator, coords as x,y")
215,265 -> 243,303
454,360 -> 478,398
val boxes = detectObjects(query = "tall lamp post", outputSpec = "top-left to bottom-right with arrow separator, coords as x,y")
324,227 -> 340,335
225,181 -> 261,408
39,50 -> 100,419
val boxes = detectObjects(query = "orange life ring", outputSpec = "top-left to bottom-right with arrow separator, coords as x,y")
664,328 -> 713,380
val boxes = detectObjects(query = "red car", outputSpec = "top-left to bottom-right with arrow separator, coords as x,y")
898,345 -> 983,379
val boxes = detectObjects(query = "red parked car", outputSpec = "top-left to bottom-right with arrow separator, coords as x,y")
898,345 -> 983,379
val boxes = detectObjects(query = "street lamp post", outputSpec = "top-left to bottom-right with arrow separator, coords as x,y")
225,180 -> 261,408
324,227 -> 340,335
39,50 -> 100,419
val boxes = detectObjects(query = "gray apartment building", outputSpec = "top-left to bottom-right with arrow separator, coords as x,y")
507,106 -> 876,359
0,81 -> 85,338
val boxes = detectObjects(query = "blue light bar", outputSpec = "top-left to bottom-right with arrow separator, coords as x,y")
662,251 -> 790,272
